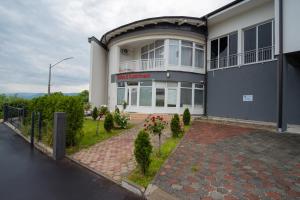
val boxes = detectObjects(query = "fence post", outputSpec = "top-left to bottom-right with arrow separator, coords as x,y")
53,112 -> 66,160
31,112 -> 35,148
3,104 -> 8,122
38,112 -> 42,142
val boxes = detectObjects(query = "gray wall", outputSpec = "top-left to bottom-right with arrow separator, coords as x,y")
207,61 -> 278,122
285,57 -> 300,125
111,71 -> 205,83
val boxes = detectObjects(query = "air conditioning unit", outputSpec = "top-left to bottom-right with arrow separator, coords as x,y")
121,48 -> 128,55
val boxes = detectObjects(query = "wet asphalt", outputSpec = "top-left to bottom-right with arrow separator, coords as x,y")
0,123 -> 141,200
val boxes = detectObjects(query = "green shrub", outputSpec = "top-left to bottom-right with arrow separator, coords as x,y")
113,111 -> 129,129
92,107 -> 98,120
134,130 -> 152,175
104,112 -> 114,132
99,105 -> 109,116
30,93 -> 84,147
170,114 -> 181,137
183,108 -> 191,125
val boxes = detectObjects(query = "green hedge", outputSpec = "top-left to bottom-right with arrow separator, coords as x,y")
30,93 -> 84,147
0,94 -> 30,119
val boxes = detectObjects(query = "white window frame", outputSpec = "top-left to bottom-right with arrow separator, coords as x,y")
243,20 -> 274,64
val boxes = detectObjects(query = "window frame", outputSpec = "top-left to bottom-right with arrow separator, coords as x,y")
243,20 -> 274,64
209,31 -> 238,70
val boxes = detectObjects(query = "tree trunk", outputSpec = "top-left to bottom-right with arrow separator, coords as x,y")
158,133 -> 161,156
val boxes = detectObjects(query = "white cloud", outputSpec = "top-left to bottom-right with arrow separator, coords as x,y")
0,0 -> 232,94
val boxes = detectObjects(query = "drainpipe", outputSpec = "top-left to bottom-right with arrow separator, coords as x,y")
203,17 -> 208,117
277,0 -> 284,132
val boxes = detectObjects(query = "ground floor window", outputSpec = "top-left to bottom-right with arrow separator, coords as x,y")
117,82 -> 125,105
140,81 -> 152,106
116,80 -> 204,110
180,82 -> 192,107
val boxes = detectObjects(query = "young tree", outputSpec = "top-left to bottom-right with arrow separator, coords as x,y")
104,112 -> 114,132
144,115 -> 167,156
92,107 -> 98,120
134,130 -> 152,175
183,108 -> 191,125
170,114 -> 181,137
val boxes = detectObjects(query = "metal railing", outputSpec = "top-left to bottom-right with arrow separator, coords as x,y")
119,58 -> 165,73
209,46 -> 274,70
4,105 -> 25,129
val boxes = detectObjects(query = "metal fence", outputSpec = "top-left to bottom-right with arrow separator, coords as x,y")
4,105 -> 25,129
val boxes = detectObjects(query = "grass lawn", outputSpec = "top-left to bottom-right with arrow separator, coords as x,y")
128,125 -> 190,188
66,118 -> 133,154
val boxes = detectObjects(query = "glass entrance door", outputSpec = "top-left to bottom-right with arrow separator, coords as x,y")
128,87 -> 138,106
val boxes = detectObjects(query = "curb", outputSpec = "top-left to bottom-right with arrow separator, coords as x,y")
66,155 -> 121,185
121,178 -> 145,197
4,122 -> 53,157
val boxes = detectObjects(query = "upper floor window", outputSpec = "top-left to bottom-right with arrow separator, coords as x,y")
244,21 -> 273,64
169,39 -> 204,68
141,40 -> 165,69
210,32 -> 238,69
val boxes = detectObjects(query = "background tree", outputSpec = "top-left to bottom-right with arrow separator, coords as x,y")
170,114 -> 181,137
79,90 -> 89,103
104,112 -> 114,132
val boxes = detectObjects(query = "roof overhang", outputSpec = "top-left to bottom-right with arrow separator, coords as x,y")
99,16 -> 206,46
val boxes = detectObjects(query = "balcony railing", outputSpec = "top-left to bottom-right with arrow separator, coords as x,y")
119,59 -> 165,73
209,46 -> 274,70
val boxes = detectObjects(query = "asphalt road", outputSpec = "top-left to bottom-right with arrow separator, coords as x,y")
0,123 -> 141,200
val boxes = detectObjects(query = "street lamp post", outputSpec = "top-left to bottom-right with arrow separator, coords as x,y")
48,57 -> 73,95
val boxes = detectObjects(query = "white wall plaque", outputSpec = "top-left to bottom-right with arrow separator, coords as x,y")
243,95 -> 253,102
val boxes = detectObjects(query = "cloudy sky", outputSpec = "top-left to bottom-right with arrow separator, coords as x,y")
0,0 -> 231,93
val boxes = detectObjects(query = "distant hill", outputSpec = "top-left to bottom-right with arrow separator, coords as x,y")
4,93 -> 79,99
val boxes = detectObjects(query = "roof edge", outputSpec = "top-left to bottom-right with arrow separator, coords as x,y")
205,0 -> 246,18
100,16 -> 206,45
88,36 -> 108,50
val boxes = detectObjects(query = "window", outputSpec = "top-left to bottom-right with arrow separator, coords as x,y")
181,41 -> 193,66
219,36 -> 228,68
156,88 -> 165,107
194,84 -> 204,108
141,40 -> 165,69
131,88 -> 137,106
167,82 -> 177,107
195,44 -> 204,68
244,27 -> 256,64
210,39 -> 219,69
139,81 -> 152,106
168,39 -> 179,65
117,82 -> 125,105
244,21 -> 273,63
229,33 -> 238,66
180,82 -> 192,107
210,32 -> 238,69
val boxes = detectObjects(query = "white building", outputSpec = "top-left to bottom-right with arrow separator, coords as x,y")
89,0 -> 300,132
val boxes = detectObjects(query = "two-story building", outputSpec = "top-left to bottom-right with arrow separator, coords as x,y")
88,0 -> 300,132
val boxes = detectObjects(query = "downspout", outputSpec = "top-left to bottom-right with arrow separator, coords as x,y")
277,0 -> 284,132
203,17 -> 208,117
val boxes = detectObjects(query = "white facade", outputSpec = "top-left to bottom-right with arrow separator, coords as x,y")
89,0 -> 300,118
89,40 -> 107,107
106,29 -> 206,115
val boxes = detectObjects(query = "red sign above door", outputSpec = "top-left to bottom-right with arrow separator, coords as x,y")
117,73 -> 151,80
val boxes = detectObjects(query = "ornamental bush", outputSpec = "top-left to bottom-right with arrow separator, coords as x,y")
170,114 -> 181,137
134,130 -> 152,175
113,111 -> 129,129
99,105 -> 109,116
92,107 -> 98,120
104,112 -> 114,132
183,108 -> 191,125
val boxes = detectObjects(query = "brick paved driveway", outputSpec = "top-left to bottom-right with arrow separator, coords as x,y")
153,121 -> 300,200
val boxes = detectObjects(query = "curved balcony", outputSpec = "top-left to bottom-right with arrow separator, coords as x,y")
119,59 -> 165,73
